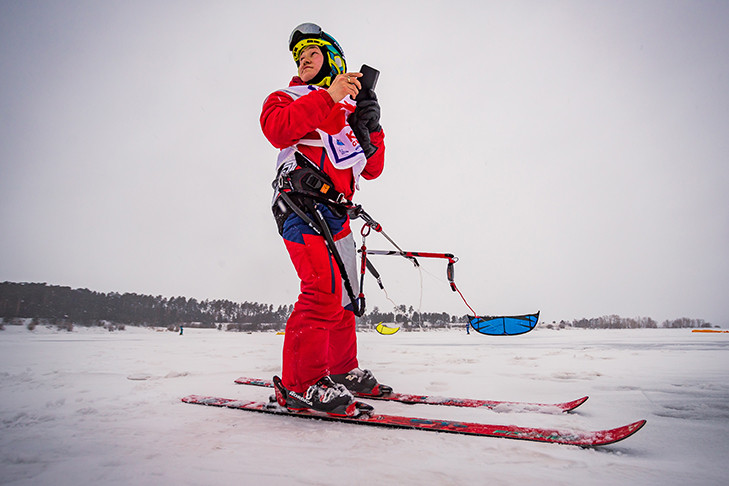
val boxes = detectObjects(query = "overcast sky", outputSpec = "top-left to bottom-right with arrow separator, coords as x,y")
1,0 -> 727,326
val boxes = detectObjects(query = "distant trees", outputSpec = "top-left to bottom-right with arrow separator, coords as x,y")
0,282 -> 292,328
567,315 -> 714,329
570,315 -> 658,329
357,305 -> 464,330
660,317 -> 714,329
1,282 -> 715,331
0,282 -> 469,331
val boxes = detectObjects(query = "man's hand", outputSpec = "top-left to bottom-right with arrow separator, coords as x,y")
327,72 -> 362,103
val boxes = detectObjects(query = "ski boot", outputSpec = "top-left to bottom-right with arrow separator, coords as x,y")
330,368 -> 393,397
272,375 -> 373,417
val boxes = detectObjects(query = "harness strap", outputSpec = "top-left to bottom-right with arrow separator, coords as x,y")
274,154 -> 365,317
303,198 -> 365,317
274,154 -> 478,322
275,152 -> 350,209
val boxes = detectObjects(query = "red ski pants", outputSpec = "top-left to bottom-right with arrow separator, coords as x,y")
280,206 -> 359,393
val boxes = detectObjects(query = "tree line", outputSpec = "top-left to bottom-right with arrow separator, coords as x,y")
0,282 -> 715,331
0,282 -> 466,330
0,282 -> 292,327
559,315 -> 715,329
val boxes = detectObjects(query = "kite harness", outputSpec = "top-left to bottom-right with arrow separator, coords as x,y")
272,151 -> 479,319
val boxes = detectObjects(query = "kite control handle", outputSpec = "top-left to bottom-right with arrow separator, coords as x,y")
447,260 -> 456,292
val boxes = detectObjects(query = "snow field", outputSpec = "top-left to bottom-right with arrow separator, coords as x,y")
1,326 -> 727,485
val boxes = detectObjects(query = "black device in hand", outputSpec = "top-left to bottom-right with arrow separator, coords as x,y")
355,64 -> 379,102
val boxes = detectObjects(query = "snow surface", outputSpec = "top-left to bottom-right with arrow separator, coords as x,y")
1,325 -> 728,485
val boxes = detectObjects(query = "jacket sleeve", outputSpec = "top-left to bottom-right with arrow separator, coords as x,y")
260,89 -> 335,149
361,129 -> 385,180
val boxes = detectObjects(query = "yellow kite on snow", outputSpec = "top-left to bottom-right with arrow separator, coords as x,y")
376,323 -> 400,335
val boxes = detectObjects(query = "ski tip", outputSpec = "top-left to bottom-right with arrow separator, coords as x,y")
617,418 -> 647,441
594,419 -> 647,446
234,376 -> 274,387
564,395 -> 590,412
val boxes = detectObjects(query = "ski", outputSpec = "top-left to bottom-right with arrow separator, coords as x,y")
181,394 -> 645,446
234,376 -> 588,413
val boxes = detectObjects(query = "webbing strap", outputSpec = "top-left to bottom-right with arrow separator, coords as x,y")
278,190 -> 364,317
275,152 -> 349,209
303,198 -> 365,317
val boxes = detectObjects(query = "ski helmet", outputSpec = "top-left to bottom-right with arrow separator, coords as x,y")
288,22 -> 346,87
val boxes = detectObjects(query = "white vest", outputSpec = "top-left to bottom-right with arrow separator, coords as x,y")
274,85 -> 367,189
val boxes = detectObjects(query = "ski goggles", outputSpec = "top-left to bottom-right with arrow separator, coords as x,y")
289,23 -> 345,63
289,23 -> 323,51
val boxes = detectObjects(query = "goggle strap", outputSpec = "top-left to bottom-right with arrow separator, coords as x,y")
292,38 -> 332,62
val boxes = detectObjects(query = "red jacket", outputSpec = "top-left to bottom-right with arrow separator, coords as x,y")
260,77 -> 385,200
